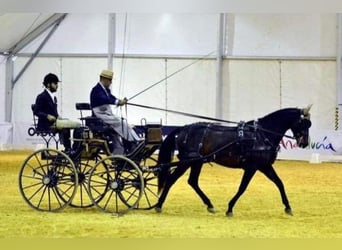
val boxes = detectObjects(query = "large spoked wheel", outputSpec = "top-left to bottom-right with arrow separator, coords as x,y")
135,157 -> 159,210
68,157 -> 105,208
88,155 -> 144,215
18,148 -> 78,212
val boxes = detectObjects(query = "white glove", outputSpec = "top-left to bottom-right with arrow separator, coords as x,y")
118,97 -> 128,106
47,114 -> 57,122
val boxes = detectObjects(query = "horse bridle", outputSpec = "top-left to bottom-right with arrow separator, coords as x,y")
291,111 -> 312,144
252,109 -> 311,142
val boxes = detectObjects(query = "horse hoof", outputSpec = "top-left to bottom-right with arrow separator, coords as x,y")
285,208 -> 293,216
207,207 -> 216,213
226,211 -> 233,217
155,207 -> 162,213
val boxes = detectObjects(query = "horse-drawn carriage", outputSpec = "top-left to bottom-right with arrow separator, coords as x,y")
18,102 -> 313,217
18,102 -> 164,215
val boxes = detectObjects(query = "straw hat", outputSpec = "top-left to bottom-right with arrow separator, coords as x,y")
100,69 -> 114,80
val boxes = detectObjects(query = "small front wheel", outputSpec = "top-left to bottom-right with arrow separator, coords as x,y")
88,155 -> 144,215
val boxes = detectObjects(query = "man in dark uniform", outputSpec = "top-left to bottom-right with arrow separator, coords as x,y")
90,69 -> 141,154
34,73 -> 80,153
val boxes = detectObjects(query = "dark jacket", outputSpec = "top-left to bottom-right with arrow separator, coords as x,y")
90,82 -> 117,108
34,89 -> 58,130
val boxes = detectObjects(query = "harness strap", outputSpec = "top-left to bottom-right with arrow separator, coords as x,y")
127,102 -> 297,140
198,123 -> 211,156
237,121 -> 245,138
180,123 -> 210,158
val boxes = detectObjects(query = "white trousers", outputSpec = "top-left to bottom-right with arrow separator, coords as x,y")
54,118 -> 81,130
92,105 -> 140,142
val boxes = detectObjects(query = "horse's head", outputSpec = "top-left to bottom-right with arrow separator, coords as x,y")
290,104 -> 312,148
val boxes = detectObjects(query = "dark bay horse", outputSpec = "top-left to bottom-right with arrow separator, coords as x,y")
156,105 -> 312,217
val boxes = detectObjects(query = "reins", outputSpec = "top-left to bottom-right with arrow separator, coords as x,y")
127,102 -> 297,140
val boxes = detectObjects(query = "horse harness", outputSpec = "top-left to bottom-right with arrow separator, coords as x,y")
178,121 -> 280,164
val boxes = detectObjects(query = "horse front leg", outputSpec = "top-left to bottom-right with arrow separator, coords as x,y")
259,165 -> 293,215
227,168 -> 256,217
155,164 -> 189,213
188,162 -> 215,213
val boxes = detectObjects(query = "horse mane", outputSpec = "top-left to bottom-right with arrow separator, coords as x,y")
257,108 -> 301,126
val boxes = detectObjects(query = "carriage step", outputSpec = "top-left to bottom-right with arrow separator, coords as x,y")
40,151 -> 70,161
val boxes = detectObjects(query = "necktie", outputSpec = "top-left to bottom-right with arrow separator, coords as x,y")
54,96 -> 57,104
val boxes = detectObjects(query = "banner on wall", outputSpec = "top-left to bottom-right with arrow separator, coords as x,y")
12,122 -> 59,150
278,129 -> 342,162
7,122 -> 342,162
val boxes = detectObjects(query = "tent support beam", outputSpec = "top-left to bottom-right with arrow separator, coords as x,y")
4,14 -> 67,123
215,13 -> 225,119
12,17 -> 65,85
107,13 -> 116,70
8,14 -> 67,55
5,58 -> 14,123
337,14 -> 342,130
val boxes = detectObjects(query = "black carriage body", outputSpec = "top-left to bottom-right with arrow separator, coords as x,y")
20,102 -> 166,213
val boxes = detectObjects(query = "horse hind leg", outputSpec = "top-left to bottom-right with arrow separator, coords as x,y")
259,165 -> 293,216
188,162 -> 215,213
155,164 -> 189,213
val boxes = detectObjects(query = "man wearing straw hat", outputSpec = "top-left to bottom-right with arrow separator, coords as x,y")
34,73 -> 81,154
90,69 -> 141,154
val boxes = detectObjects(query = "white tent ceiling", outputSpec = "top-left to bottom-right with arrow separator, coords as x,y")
0,13 -> 56,54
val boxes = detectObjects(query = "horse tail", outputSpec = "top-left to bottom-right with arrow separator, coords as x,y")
157,127 -> 180,194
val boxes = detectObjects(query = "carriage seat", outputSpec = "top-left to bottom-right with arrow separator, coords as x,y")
28,104 -> 59,148
29,104 -> 58,135
75,102 -> 112,134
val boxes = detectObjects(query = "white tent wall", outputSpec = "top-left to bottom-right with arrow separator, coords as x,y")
222,59 -> 336,129
160,58 -> 216,125
281,60 -> 336,129
222,60 -> 281,122
112,57 -> 168,124
0,13 -> 340,158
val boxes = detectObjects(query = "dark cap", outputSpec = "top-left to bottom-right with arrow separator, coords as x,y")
43,73 -> 60,86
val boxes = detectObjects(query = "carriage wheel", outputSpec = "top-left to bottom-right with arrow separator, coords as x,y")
18,148 -> 78,212
88,155 -> 144,215
135,157 -> 159,210
68,157 -> 107,208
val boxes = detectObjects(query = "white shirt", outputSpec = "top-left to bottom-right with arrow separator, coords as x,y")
45,88 -> 56,103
